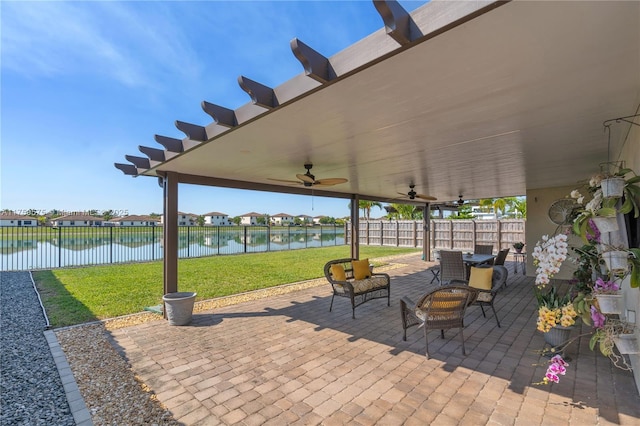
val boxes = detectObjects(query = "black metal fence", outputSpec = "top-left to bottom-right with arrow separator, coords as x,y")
0,225 -> 345,271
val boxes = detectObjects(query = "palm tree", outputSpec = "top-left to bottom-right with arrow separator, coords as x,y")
348,200 -> 383,220
387,203 -> 423,220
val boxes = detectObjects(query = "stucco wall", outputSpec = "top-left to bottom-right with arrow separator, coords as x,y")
526,112 -> 640,393
616,112 -> 640,390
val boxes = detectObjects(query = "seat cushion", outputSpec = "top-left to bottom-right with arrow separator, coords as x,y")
352,276 -> 388,293
468,267 -> 493,290
352,258 -> 371,280
330,264 -> 347,281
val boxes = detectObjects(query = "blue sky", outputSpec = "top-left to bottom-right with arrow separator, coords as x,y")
1,0 -> 427,219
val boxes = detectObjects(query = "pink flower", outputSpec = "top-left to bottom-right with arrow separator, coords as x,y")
594,278 -> 619,293
591,305 -> 606,328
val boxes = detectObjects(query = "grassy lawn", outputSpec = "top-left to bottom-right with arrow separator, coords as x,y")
33,246 -> 420,327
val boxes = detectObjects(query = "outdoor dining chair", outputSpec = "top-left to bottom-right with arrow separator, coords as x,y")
450,265 -> 508,327
494,248 -> 510,266
400,285 -> 478,358
438,250 -> 466,285
473,244 -> 494,265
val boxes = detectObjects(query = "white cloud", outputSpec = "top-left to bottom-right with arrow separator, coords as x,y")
1,2 -> 201,89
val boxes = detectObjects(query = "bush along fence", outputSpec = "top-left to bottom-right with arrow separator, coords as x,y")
347,219 -> 526,255
0,225 -> 345,271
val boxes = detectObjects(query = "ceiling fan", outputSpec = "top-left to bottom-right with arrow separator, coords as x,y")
457,195 -> 465,205
396,184 -> 437,201
269,163 -> 348,187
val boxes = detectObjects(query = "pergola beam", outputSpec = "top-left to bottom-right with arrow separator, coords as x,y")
290,38 -> 336,84
373,0 -> 418,46
238,76 -> 278,109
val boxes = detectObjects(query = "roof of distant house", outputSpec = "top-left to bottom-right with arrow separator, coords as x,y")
203,212 -> 228,216
111,215 -> 160,222
271,213 -> 293,217
0,213 -> 34,220
52,214 -> 104,221
240,212 -> 264,217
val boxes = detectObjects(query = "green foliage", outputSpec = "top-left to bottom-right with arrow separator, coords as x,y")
34,246 -> 419,327
450,205 -> 474,219
386,203 -> 423,220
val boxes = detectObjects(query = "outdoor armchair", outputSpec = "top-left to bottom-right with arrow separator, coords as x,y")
438,250 -> 467,285
324,258 -> 391,319
400,285 -> 478,358
451,265 -> 508,327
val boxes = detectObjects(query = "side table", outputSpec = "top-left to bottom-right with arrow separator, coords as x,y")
513,252 -> 526,275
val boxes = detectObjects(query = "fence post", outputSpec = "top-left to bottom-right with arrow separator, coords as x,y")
497,220 -> 503,250
472,220 -> 477,249
244,226 -> 248,253
110,226 -> 113,263
58,226 -> 62,268
396,221 -> 400,247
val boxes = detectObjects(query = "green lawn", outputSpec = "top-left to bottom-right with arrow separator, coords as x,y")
33,246 -> 419,327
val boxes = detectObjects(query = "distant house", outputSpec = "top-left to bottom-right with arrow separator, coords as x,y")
313,215 -> 326,225
51,214 -> 103,227
110,215 -> 160,226
203,212 -> 231,226
239,212 -> 264,226
271,213 -> 295,226
297,214 -> 313,225
161,212 -> 197,226
0,213 -> 37,227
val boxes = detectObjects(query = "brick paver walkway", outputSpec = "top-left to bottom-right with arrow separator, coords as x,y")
109,254 -> 640,425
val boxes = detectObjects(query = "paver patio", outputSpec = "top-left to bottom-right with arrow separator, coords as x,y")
109,254 -> 640,425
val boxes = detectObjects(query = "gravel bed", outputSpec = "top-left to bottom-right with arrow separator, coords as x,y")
0,271 -> 75,426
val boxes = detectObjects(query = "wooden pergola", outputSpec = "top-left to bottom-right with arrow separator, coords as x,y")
115,0 -> 640,296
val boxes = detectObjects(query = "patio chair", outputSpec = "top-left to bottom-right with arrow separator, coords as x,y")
474,244 -> 494,265
438,250 -> 466,285
400,285 -> 478,358
451,265 -> 508,327
494,248 -> 510,266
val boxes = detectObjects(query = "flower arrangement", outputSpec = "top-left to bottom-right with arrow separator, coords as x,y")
532,233 -> 569,286
592,277 -> 620,294
540,355 -> 569,384
534,286 -> 579,332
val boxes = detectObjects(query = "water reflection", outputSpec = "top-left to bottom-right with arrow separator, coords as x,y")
0,226 -> 345,271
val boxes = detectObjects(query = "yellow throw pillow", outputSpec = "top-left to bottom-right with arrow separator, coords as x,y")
331,264 -> 347,281
352,258 -> 371,280
468,267 -> 493,290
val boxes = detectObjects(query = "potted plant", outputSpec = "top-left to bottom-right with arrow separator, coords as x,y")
513,242 -> 525,253
569,165 -> 640,241
591,277 -> 622,314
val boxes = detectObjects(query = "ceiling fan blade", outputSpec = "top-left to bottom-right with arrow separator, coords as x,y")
296,173 -> 315,184
315,178 -> 348,185
416,194 -> 437,201
267,178 -> 303,185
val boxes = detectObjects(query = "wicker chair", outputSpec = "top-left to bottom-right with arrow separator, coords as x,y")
474,244 -> 494,266
451,265 -> 508,327
474,244 -> 494,255
324,258 -> 391,319
494,248 -> 510,266
400,285 -> 478,358
438,250 -> 466,285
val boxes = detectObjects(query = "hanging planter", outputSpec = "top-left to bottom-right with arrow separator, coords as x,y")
594,293 -> 623,314
602,250 -> 629,275
613,334 -> 639,354
600,177 -> 626,198
591,216 -> 619,233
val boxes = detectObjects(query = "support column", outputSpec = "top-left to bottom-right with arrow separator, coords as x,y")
163,172 -> 179,297
350,194 -> 359,260
423,203 -> 431,261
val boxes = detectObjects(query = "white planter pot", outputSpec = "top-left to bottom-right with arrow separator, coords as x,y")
601,177 -> 625,198
594,293 -> 623,314
163,292 -> 197,326
613,334 -> 639,354
592,216 -> 619,233
602,251 -> 629,275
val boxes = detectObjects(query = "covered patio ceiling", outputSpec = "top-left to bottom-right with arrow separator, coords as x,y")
116,0 -> 640,205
